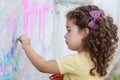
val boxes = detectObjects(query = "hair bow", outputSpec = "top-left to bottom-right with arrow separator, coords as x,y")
88,10 -> 101,29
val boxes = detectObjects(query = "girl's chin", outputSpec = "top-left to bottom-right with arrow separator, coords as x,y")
66,44 -> 74,50
68,46 -> 73,50
68,46 -> 77,51
67,45 -> 70,49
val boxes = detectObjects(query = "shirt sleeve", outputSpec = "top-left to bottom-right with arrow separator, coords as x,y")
56,54 -> 77,74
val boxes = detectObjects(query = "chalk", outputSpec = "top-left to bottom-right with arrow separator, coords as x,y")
13,39 -> 18,54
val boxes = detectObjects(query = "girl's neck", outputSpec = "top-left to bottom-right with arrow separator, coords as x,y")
78,50 -> 84,53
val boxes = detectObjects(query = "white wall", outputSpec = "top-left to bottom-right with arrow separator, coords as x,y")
0,0 -> 91,80
0,0 -> 119,80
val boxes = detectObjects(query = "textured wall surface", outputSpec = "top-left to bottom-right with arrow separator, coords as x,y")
0,0 -> 119,80
0,0 -> 91,80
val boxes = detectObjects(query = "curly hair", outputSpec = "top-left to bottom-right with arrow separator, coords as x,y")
66,5 -> 119,76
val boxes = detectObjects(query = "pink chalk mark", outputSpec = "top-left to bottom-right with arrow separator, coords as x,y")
24,14 -> 28,35
22,0 -> 53,39
22,0 -> 28,9
19,61 -> 24,69
39,4 -> 53,39
23,0 -> 30,35
9,10 -> 14,37
0,63 -> 4,76
8,65 -> 12,71
28,10 -> 35,38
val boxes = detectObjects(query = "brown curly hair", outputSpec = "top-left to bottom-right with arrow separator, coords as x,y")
66,5 -> 119,76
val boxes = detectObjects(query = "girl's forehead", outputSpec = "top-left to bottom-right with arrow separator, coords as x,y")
66,21 -> 79,30
66,19 -> 75,26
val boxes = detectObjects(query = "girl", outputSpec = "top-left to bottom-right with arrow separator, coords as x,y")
18,5 -> 119,80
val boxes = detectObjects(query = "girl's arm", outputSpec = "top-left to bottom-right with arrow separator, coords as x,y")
18,35 -> 60,74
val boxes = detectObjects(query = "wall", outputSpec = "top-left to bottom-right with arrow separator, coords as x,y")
1,0 -> 119,80
0,0 -> 91,80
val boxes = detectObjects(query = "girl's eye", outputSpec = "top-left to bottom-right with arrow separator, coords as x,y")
67,30 -> 71,32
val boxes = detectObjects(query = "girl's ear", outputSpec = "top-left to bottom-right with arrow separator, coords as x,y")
82,28 -> 89,38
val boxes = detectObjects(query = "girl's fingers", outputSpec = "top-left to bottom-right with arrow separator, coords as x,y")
18,35 -> 24,43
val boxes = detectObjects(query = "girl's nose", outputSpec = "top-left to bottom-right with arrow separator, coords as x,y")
64,33 -> 67,39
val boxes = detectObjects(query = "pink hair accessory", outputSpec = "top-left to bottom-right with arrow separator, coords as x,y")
88,10 -> 101,29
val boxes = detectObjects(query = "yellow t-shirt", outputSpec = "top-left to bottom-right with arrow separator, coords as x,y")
57,51 -> 101,80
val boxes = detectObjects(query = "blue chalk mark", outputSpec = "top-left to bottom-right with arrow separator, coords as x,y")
11,59 -> 18,72
15,59 -> 18,66
4,53 -> 12,65
3,72 -> 12,80
12,67 -> 17,72
9,47 -> 14,59
3,46 -> 15,65
11,28 -> 16,43
0,28 -> 21,79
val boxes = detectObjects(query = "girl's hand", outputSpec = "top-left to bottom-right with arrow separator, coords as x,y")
18,35 -> 31,49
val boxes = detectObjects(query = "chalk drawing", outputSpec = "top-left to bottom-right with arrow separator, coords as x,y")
22,0 -> 53,39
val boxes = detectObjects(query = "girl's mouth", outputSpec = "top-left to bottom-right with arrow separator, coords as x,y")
65,41 -> 68,45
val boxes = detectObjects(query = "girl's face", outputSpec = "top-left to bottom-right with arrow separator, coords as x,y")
64,19 -> 84,52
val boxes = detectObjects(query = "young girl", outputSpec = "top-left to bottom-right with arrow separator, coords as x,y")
18,5 -> 119,80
